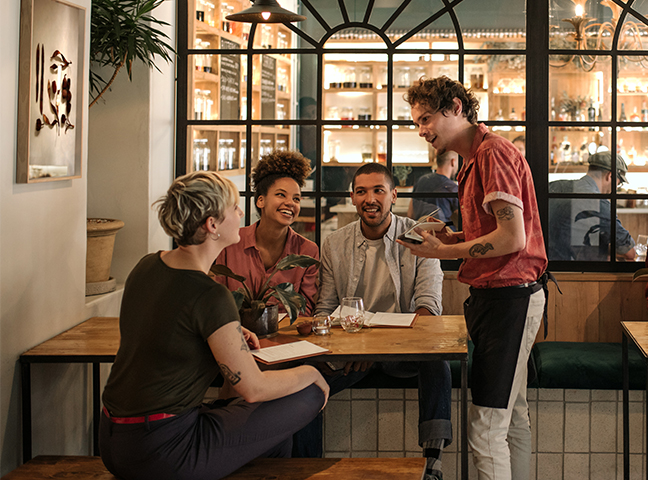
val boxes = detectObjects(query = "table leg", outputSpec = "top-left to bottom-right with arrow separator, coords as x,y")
461,358 -> 468,480
93,363 -> 101,456
623,333 -> 629,480
21,361 -> 32,463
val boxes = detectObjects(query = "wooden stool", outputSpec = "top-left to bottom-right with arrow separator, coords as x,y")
3,456 -> 424,480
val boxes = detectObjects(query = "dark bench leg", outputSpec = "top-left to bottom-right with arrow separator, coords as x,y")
622,333 -> 629,480
461,358 -> 468,480
93,363 -> 101,456
21,361 -> 31,463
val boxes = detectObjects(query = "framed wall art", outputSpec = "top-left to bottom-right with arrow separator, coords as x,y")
16,0 -> 86,183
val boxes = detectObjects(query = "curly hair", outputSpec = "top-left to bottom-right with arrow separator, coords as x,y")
252,150 -> 311,214
155,171 -> 239,246
404,76 -> 480,125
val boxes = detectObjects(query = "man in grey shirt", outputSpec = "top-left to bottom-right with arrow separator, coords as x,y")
315,163 -> 452,480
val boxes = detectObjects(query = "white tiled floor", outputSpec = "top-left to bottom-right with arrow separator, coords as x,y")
322,388 -> 647,480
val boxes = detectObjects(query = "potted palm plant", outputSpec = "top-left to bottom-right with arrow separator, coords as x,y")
211,254 -> 320,337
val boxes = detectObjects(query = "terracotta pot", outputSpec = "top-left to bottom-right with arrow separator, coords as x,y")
239,304 -> 279,338
86,218 -> 124,295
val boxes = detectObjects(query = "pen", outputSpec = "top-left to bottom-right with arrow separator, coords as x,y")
417,207 -> 440,223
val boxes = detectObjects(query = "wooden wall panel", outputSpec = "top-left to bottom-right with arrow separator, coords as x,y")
441,271 -> 648,343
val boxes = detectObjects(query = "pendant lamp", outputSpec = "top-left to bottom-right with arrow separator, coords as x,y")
226,0 -> 306,23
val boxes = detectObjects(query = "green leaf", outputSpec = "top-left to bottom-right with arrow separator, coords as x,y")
275,254 -> 320,271
211,264 -> 247,283
270,282 -> 306,324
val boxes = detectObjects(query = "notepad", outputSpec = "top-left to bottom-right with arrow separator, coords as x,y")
252,340 -> 330,365
398,221 -> 446,244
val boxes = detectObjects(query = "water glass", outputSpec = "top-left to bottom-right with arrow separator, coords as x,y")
636,234 -> 648,261
312,314 -> 332,335
340,297 -> 365,333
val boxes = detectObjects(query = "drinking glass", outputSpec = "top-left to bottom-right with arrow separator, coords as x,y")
312,314 -> 332,335
636,234 -> 648,261
340,297 -> 365,333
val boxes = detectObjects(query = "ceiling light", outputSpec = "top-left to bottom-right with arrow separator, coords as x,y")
226,0 -> 306,24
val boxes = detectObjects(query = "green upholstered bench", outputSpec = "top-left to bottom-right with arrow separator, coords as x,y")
532,341 -> 647,390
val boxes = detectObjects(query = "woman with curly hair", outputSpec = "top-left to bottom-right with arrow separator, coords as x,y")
215,150 -> 319,315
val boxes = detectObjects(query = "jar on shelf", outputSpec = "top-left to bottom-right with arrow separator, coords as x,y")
378,66 -> 388,89
341,106 -> 354,121
413,66 -> 426,83
359,67 -> 373,88
328,139 -> 340,162
397,106 -> 410,121
203,91 -> 213,119
358,107 -> 371,121
194,89 -> 205,120
326,106 -> 340,120
240,140 -> 246,169
277,30 -> 288,50
377,140 -> 386,163
221,3 -> 230,32
193,138 -> 207,171
277,66 -> 288,92
202,43 -> 212,73
343,67 -> 357,88
261,24 -> 273,48
397,66 -> 411,88
194,40 -> 205,72
470,66 -> 484,90
218,139 -> 235,170
260,138 -> 273,156
328,66 -> 342,89
378,106 -> 388,120
277,102 -> 286,120
276,138 -> 287,151
362,144 -> 373,162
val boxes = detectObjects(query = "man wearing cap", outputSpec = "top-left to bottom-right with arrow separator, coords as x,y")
548,151 -> 636,261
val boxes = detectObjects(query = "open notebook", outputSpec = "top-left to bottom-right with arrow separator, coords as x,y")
330,306 -> 418,328
252,336 -> 330,365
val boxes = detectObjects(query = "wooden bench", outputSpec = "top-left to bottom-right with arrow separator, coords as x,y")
2,456 -> 425,480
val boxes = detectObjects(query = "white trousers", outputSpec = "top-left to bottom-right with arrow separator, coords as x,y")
468,289 -> 545,480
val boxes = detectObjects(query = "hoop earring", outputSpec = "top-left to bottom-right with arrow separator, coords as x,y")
210,232 -> 220,241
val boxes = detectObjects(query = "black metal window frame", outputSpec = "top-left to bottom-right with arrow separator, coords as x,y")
176,0 -> 646,274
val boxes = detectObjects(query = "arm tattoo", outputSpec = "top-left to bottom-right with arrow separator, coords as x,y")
496,205 -> 515,221
469,243 -> 494,257
236,324 -> 250,352
219,363 -> 242,385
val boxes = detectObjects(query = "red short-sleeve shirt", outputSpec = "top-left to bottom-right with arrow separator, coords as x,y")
457,123 -> 547,288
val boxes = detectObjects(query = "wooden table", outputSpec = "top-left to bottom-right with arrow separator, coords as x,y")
19,317 -> 120,462
621,321 -> 648,480
276,315 -> 469,480
19,315 -> 469,479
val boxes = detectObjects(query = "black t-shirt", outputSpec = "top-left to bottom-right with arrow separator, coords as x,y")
102,252 -> 239,416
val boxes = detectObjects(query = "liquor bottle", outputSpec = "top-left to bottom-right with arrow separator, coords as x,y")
495,109 -> 504,121
509,107 -> 517,121
550,135 -> 558,165
560,136 -> 572,163
551,97 -> 556,121
579,135 -> 589,164
620,103 -> 628,121
631,106 -> 641,122
521,107 -> 526,121
587,98 -> 596,122
642,102 -> 648,122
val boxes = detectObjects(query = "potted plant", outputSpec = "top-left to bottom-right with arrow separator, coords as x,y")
85,0 -> 175,294
211,254 -> 320,337
89,0 -> 174,108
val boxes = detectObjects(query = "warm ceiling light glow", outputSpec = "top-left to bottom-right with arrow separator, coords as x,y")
261,11 -> 271,20
575,4 -> 584,17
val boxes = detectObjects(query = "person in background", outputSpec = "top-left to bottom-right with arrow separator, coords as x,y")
314,163 -> 451,480
548,151 -> 635,261
512,135 -> 526,158
402,76 -> 548,480
100,171 -> 328,480
215,150 -> 319,316
407,150 -> 460,227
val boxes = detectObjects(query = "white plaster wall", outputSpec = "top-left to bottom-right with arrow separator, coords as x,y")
0,0 -> 92,474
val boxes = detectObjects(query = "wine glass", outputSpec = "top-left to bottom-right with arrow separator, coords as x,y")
340,297 -> 365,333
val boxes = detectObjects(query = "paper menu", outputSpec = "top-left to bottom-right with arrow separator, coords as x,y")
252,340 -> 329,365
329,307 -> 417,328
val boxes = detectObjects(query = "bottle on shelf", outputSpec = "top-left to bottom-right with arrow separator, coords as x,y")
579,135 -> 589,164
495,109 -> 504,121
521,107 -> 526,121
587,98 -> 596,122
550,135 -> 558,165
560,136 -> 571,163
619,102 -> 628,121
628,145 -> 637,165
551,97 -> 556,121
509,107 -> 517,121
631,106 -> 641,122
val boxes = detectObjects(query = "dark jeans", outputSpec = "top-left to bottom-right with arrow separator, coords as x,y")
100,384 -> 324,480
291,360 -> 452,458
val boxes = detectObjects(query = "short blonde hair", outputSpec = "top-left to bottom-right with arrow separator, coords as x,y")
156,171 -> 239,246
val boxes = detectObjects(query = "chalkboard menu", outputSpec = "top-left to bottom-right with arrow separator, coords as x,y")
261,55 -> 276,120
220,38 -> 241,120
